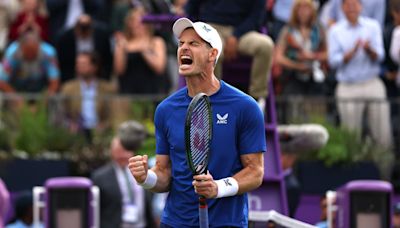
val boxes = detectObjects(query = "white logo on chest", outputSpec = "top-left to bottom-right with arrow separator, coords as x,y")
216,113 -> 228,124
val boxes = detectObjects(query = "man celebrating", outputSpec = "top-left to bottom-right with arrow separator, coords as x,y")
129,18 -> 266,227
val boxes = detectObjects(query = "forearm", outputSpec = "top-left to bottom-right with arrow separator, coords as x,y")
233,157 -> 264,194
142,50 -> 166,75
113,45 -> 127,75
142,39 -> 167,75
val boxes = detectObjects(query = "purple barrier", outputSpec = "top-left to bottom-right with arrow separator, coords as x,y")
335,180 -> 393,228
294,194 -> 323,225
32,177 -> 99,228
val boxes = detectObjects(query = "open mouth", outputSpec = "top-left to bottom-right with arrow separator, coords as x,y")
180,56 -> 193,66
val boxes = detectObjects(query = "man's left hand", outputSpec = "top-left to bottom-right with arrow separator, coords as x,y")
193,171 -> 218,198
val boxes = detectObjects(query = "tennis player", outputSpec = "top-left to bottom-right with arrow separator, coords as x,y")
129,17 -> 266,228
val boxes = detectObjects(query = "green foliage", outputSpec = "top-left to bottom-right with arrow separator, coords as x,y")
315,122 -> 364,166
15,104 -> 48,155
304,116 -> 395,178
12,102 -> 82,156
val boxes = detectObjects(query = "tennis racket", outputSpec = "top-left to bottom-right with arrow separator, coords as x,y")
185,93 -> 212,228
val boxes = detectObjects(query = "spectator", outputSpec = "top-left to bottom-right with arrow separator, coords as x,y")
56,14 -> 112,83
0,178 -> 10,228
185,0 -> 275,112
60,52 -> 115,144
8,0 -> 48,42
0,0 -> 20,54
0,31 -> 59,95
327,0 -> 393,150
112,6 -> 167,126
113,7 -> 167,94
327,0 -> 385,28
46,0 -> 104,44
91,120 -> 155,228
275,0 -> 328,96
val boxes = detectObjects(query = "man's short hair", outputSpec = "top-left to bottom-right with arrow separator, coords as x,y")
118,120 -> 148,151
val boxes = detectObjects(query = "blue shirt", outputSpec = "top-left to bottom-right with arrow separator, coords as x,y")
185,0 -> 266,38
155,80 -> 267,227
80,80 -> 97,129
328,17 -> 384,83
1,41 -> 59,92
329,0 -> 385,28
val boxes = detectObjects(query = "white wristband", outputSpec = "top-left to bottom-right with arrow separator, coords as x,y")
139,170 -> 157,189
215,177 -> 239,198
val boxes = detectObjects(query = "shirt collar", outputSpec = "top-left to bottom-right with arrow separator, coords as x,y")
344,16 -> 366,28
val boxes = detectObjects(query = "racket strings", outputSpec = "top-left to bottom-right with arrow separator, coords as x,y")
189,100 -> 211,173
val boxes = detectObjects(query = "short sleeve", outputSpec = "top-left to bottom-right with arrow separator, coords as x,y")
238,99 -> 267,154
155,104 -> 170,155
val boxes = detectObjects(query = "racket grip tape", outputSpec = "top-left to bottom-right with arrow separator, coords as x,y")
199,196 -> 209,228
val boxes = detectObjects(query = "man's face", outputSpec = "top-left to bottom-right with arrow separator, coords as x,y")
111,138 -> 133,167
21,40 -> 39,61
342,0 -> 362,23
75,54 -> 95,79
177,28 -> 213,77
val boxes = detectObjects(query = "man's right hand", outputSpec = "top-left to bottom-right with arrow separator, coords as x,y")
128,155 -> 149,184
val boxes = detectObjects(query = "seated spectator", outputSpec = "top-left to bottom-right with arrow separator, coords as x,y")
60,52 -> 115,144
8,0 -> 48,42
0,31 -> 59,95
275,0 -> 328,96
0,178 -> 10,228
185,0 -> 274,112
56,14 -> 112,83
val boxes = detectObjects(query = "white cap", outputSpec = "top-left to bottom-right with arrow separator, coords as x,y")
173,17 -> 223,63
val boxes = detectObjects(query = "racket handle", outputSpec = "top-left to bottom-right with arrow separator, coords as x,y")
199,196 -> 209,228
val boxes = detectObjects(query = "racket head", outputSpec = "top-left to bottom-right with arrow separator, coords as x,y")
185,93 -> 212,175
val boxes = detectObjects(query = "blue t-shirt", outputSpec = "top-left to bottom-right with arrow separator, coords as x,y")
1,41 -> 59,92
155,80 -> 267,227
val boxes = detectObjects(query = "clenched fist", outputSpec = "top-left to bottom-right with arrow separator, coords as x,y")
128,155 -> 149,184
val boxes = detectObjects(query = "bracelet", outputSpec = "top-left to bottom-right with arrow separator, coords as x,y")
139,170 -> 157,189
215,177 -> 239,198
